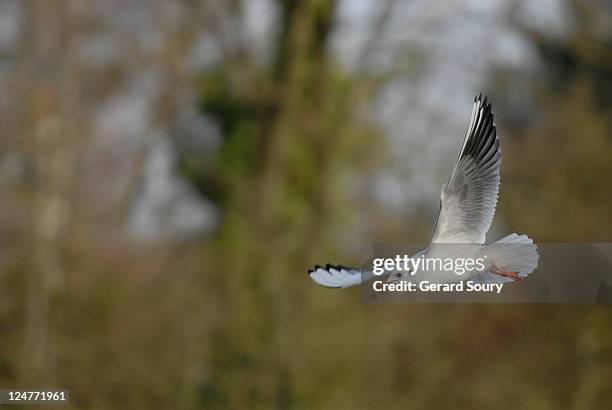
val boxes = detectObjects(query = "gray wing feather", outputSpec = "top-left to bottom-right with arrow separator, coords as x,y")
431,94 -> 501,244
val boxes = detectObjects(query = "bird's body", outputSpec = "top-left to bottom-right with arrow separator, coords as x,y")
308,94 -> 538,289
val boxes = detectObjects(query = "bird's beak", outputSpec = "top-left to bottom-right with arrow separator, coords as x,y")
385,273 -> 400,284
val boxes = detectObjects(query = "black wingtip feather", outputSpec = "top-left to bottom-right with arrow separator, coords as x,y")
466,103 -> 492,157
308,263 -> 359,276
477,126 -> 498,163
461,94 -> 500,169
480,144 -> 500,172
307,264 -> 322,274
474,115 -> 495,159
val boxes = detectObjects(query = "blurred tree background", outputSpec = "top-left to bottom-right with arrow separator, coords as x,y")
0,0 -> 610,409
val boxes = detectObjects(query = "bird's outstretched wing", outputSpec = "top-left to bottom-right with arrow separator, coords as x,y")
308,264 -> 387,288
430,94 -> 501,244
308,94 -> 501,288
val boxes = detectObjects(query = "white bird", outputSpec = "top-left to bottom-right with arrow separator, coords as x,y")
308,94 -> 538,289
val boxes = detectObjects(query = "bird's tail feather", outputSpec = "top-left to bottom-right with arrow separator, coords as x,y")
473,233 -> 539,284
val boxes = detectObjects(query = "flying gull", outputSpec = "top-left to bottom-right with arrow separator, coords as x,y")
308,94 -> 538,288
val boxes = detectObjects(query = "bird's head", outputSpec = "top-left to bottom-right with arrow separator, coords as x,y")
385,270 -> 409,284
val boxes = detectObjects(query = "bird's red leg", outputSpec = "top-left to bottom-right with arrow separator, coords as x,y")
490,263 -> 524,282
